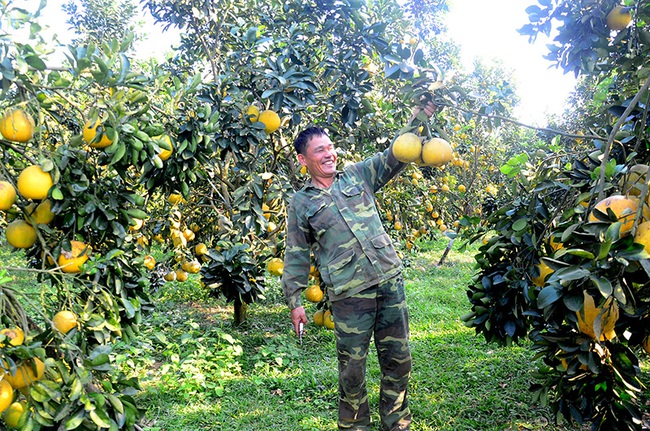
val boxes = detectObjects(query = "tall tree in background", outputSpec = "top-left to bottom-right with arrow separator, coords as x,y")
63,0 -> 140,46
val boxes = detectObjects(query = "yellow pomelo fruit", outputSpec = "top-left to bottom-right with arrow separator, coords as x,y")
576,292 -> 618,341
588,194 -> 649,236
52,310 -> 78,334
4,358 -> 45,389
0,379 -> 13,414
3,401 -> 24,428
392,132 -> 422,163
183,228 -> 195,242
0,109 -> 34,143
194,243 -> 208,256
129,218 -> 144,231
323,309 -> 335,330
5,220 -> 37,249
0,327 -> 24,347
267,257 -> 284,276
394,221 -> 403,231
643,336 -> 650,355
0,181 -> 17,210
57,240 -> 91,273
243,105 -> 259,123
313,309 -> 325,327
634,221 -> 650,254
25,199 -> 55,225
422,137 -> 453,167
155,135 -> 174,161
17,165 -> 53,200
531,261 -> 554,287
305,284 -> 324,303
168,193 -> 183,205
83,119 -> 113,148
620,164 -> 649,197
258,110 -> 281,134
143,255 -> 156,270
175,269 -> 188,282
164,271 -> 176,282
606,6 -> 632,31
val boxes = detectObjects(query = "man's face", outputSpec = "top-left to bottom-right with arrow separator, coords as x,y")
298,134 -> 338,181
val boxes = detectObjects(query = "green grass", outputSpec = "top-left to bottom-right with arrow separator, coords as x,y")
129,240 -> 594,431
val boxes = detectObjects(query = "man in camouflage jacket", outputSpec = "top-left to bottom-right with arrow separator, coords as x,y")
281,103 -> 435,431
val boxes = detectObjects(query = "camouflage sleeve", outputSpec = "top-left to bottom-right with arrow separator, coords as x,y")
281,195 -> 312,309
359,147 -> 406,192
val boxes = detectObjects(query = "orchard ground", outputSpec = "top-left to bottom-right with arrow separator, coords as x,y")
4,238 -> 647,430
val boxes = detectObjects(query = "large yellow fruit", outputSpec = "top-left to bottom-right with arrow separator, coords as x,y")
194,243 -> 208,256
606,6 -> 632,31
0,379 -> 12,414
156,135 -> 174,161
0,327 -> 24,347
422,137 -> 453,167
82,119 -> 113,148
305,284 -> 324,303
643,336 -> 650,355
313,309 -> 325,327
588,194 -> 649,236
57,240 -> 91,273
576,292 -> 618,341
0,109 -> 34,143
392,133 -> 422,163
3,358 -> 45,389
620,164 -> 649,197
175,269 -> 188,282
0,181 -> 16,210
531,261 -> 554,287
52,310 -> 78,334
143,255 -> 156,270
634,221 -> 650,253
243,105 -> 259,123
3,401 -> 25,428
258,110 -> 281,134
17,165 -> 53,200
266,257 -> 284,276
5,220 -> 37,249
323,309 -> 335,330
25,199 -> 55,225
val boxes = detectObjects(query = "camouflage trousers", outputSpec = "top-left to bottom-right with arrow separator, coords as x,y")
330,274 -> 411,431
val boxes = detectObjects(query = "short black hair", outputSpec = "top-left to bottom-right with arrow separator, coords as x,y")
293,127 -> 327,155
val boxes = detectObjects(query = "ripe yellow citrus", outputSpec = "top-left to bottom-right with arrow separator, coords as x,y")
3,358 -> 45,389
531,261 -> 554,287
634,221 -> 650,254
57,240 -> 91,273
17,165 -> 53,200
164,271 -> 176,282
267,257 -> 284,276
458,184 -> 466,193
0,109 -> 35,143
194,243 -> 208,256
643,336 -> 650,355
422,137 -> 453,167
394,221 -> 403,231
0,327 -> 24,347
392,132 -> 422,163
576,292 -> 618,341
5,220 -> 37,249
129,218 -> 144,232
305,284 -> 324,303
168,193 -> 183,205
606,6 -> 632,31
313,309 -> 325,327
155,135 -> 174,161
258,110 -> 281,134
144,255 -> 156,270
175,269 -> 188,282
244,105 -> 259,123
323,309 -> 335,330
0,379 -> 13,414
3,401 -> 24,428
25,199 -> 55,225
620,164 -> 649,197
588,194 -> 649,236
182,260 -> 201,274
262,202 -> 271,220
52,310 -> 78,334
183,228 -> 196,242
0,181 -> 16,210
82,119 -> 113,148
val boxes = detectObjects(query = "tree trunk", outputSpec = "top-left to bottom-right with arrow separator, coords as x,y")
233,296 -> 248,327
437,237 -> 455,266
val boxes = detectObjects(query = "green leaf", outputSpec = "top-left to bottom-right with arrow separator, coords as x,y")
565,248 -> 595,259
537,285 -> 561,308
512,218 -> 528,231
590,275 -> 613,296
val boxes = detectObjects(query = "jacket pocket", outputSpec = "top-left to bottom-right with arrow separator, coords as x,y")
370,233 -> 401,271
324,248 -> 357,294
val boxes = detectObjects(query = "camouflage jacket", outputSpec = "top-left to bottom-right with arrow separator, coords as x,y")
282,148 -> 405,310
